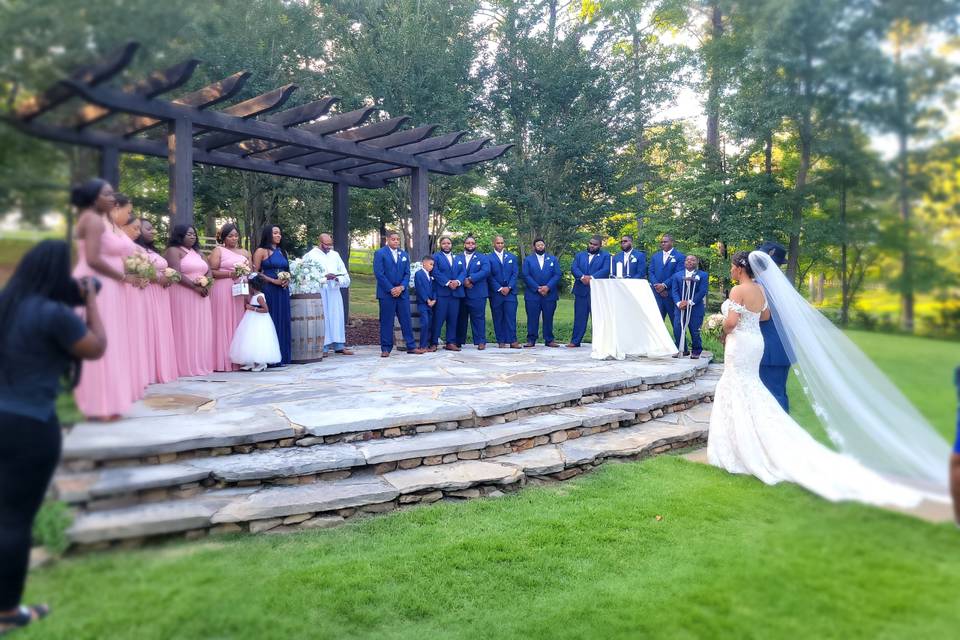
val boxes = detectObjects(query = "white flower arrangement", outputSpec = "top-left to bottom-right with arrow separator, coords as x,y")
408,261 -> 423,288
289,258 -> 327,294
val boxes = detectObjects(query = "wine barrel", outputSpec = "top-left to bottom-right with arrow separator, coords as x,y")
393,290 -> 426,351
291,294 -> 325,363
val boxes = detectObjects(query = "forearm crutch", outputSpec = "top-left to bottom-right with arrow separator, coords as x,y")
676,278 -> 693,353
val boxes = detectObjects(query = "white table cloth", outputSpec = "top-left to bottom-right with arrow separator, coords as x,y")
590,279 -> 678,360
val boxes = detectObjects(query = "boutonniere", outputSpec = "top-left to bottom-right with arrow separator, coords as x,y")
402,255 -> 408,262
546,259 -> 553,266
630,256 -> 637,262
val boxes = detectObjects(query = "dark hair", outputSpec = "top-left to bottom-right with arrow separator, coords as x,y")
219,222 -> 240,245
0,240 -> 83,387
258,225 -> 286,256
590,235 -> 602,244
247,273 -> 263,292
621,235 -> 633,242
169,224 -> 200,251
70,178 -> 109,208
385,230 -> 400,239
421,255 -> 434,263
114,192 -> 131,208
533,238 -> 545,245
731,251 -> 754,278
438,236 -> 452,245
134,218 -> 160,253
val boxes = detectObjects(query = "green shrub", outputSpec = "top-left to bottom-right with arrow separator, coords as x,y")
32,500 -> 73,556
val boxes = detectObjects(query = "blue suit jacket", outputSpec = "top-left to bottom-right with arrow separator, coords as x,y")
414,269 -> 436,306
649,250 -> 685,288
462,252 -> 491,299
571,250 -> 611,298
488,251 -> 518,302
373,246 -> 411,300
760,319 -> 792,366
612,249 -> 647,279
522,253 -> 562,302
669,270 -> 708,307
431,251 -> 466,299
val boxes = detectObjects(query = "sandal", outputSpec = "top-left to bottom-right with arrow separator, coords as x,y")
0,604 -> 50,635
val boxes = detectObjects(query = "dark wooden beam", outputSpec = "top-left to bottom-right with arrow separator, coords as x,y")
199,96 -> 340,151
346,161 -> 403,177
16,41 -> 139,122
70,59 -> 200,129
168,118 -> 194,227
362,167 -> 412,182
238,107 -> 376,160
313,125 -> 439,171
279,116 -> 408,169
221,84 -> 297,118
420,138 -> 490,161
391,130 -> 466,155
118,71 -> 251,137
100,146 -> 120,187
281,151 -> 343,167
410,167 -> 429,260
448,144 -> 514,168
332,182 -> 350,322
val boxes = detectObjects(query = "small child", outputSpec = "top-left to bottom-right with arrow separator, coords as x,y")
414,256 -> 437,352
229,274 -> 281,372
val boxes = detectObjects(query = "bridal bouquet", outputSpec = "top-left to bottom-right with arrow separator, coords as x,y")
705,313 -> 725,340
164,267 -> 182,283
289,258 -> 326,294
124,253 -> 156,280
232,260 -> 252,279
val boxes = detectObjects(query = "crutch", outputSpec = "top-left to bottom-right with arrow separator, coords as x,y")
676,277 -> 694,354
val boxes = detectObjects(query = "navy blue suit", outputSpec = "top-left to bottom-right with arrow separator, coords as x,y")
649,249 -> 685,324
522,253 -> 561,344
431,251 -> 465,345
456,252 -> 491,346
612,249 -> 647,280
570,250 -> 611,345
488,251 -> 519,344
760,318 -> 792,412
414,268 -> 437,349
373,246 -> 415,352
670,270 -> 708,354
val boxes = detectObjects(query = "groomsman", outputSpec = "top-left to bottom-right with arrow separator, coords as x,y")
414,255 -> 438,352
488,235 -> 520,348
373,231 -> 423,357
612,235 -> 647,280
951,366 -> 959,525
431,236 -> 466,351
456,236 -> 490,349
670,255 -> 708,358
568,235 -> 610,347
649,234 -> 685,325
757,240 -> 792,411
522,238 -> 561,347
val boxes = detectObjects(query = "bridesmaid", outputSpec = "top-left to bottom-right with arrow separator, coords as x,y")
252,225 -> 291,366
209,223 -> 250,372
165,224 -> 215,377
113,194 -> 150,396
71,179 -> 138,420
135,219 -> 180,384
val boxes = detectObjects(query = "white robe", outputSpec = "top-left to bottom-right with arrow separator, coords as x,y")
303,247 -> 351,346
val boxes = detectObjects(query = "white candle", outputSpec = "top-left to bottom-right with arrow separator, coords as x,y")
616,262 -> 624,279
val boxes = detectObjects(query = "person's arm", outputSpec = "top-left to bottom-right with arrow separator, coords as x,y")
373,250 -> 392,292
671,275 -> 683,306
257,293 -> 270,313
595,252 -> 611,279
335,254 -> 351,288
693,274 -> 708,305
522,257 -> 538,291
209,247 -> 232,279
69,281 -> 107,359
723,287 -> 744,334
571,253 -> 585,280
79,214 -> 127,282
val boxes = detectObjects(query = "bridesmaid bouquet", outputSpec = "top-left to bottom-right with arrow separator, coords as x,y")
194,275 -> 213,292
124,253 -> 156,280
232,260 -> 252,279
164,267 -> 182,283
705,313 -> 725,340
276,271 -> 291,284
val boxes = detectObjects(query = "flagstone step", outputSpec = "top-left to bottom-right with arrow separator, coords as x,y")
55,380 -> 716,509
61,357 -> 714,467
66,404 -> 713,548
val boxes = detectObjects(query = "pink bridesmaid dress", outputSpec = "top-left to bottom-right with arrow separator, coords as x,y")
143,250 -> 180,383
210,247 -> 248,371
168,249 -> 215,377
117,233 -> 151,396
72,225 -> 136,418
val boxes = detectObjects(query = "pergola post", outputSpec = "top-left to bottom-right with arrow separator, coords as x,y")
333,181 -> 350,323
168,117 -> 194,227
410,166 -> 429,260
99,146 -> 120,188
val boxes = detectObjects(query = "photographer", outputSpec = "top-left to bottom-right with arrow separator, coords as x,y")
953,366 -> 960,526
0,240 -> 106,635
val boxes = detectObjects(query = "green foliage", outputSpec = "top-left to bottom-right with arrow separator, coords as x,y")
32,500 -> 73,557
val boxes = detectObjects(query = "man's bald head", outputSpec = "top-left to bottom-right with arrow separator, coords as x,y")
319,233 -> 333,252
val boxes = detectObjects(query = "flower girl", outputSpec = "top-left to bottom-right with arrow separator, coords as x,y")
229,274 -> 281,372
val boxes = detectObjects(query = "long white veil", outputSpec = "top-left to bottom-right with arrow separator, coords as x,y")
749,250 -> 950,498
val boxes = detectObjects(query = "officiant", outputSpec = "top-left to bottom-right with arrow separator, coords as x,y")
303,233 -> 353,356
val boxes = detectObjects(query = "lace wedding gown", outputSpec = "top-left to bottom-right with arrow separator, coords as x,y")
707,298 -> 924,508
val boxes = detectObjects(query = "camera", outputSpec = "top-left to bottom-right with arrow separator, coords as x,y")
66,276 -> 102,306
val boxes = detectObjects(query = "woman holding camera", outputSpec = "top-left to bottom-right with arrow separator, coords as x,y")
0,240 -> 107,635
70,178 -> 140,419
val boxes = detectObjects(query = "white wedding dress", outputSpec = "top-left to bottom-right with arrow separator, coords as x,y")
707,297 -> 925,508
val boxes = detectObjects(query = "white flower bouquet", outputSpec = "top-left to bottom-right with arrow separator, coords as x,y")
705,312 -> 725,340
232,260 -> 252,279
289,258 -> 326,294
408,261 -> 423,288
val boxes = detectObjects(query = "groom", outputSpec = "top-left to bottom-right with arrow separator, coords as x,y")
757,241 -> 792,412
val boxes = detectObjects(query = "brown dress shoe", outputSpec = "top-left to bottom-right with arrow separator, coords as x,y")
566,343 -> 580,348
427,346 -> 438,352
381,352 -> 390,358
510,342 -> 522,349
408,347 -> 426,355
546,341 -> 560,348
444,344 -> 461,352
477,344 -> 486,350
523,342 -> 536,348
335,349 -> 354,356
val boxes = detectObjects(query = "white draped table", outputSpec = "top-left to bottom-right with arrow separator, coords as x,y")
590,279 -> 678,360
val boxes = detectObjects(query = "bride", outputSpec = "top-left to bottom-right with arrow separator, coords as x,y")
708,250 -> 951,508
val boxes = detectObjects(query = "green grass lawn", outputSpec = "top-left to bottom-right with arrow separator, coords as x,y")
32,323 -> 960,639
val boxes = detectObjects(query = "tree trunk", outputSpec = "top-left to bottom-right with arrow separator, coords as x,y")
897,128 -> 914,332
787,124 -> 811,285
631,25 -> 647,235
764,131 -> 773,176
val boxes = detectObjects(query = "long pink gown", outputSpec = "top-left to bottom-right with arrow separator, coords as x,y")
143,249 -> 180,384
72,224 -> 136,418
210,247 -> 248,372
168,249 -> 215,377
117,234 -> 151,396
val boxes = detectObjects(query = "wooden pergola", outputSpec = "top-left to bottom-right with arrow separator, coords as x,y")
6,41 -> 512,262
